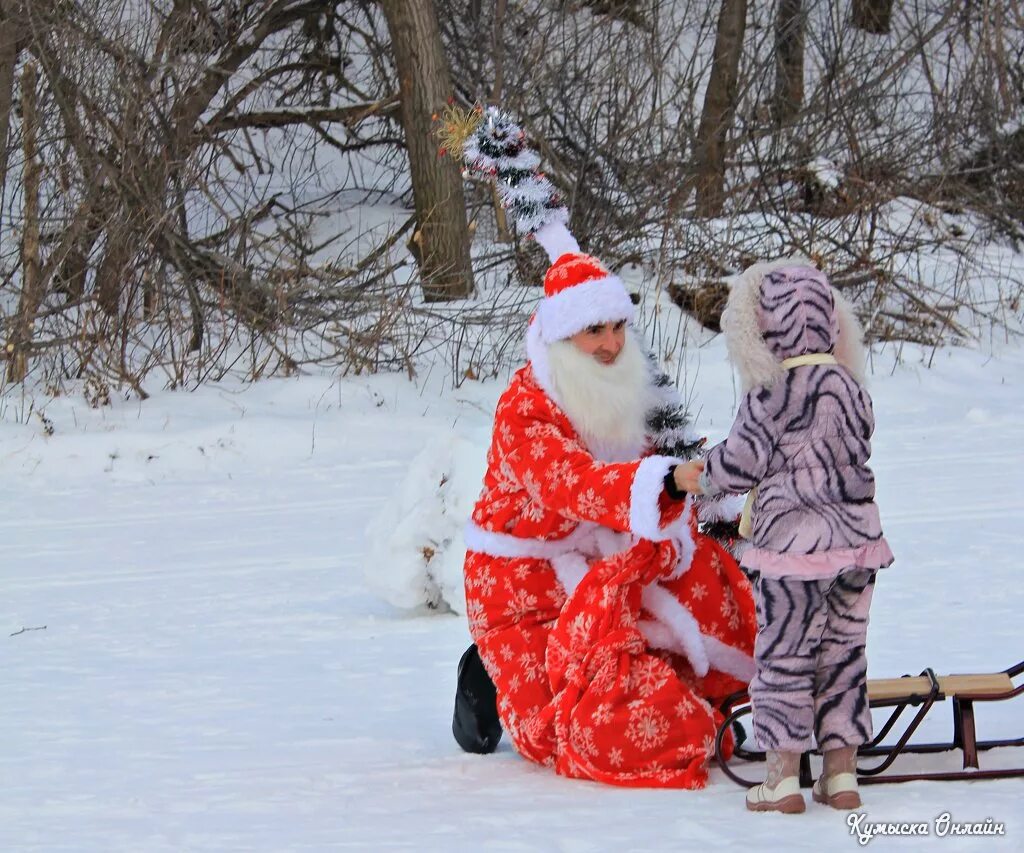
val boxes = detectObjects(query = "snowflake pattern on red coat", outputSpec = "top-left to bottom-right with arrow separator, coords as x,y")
464,366 -> 758,788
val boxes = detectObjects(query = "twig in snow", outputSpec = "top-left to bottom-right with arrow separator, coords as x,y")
10,625 -> 47,637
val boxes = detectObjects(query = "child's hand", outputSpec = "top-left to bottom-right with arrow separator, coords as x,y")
673,460 -> 705,494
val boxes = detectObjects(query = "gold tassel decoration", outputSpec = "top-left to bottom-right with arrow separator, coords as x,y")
434,102 -> 483,162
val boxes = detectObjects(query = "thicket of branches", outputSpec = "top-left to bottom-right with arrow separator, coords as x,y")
443,1 -> 1024,351
0,0 -> 417,395
0,0 -> 1021,398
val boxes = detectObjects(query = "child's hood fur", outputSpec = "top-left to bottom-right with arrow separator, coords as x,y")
720,258 -> 867,392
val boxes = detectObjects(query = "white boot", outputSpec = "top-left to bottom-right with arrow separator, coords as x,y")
745,777 -> 806,814
812,772 -> 861,810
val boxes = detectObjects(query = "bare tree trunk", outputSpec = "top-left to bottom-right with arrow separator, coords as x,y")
772,0 -> 804,126
7,62 -> 41,382
54,206 -> 103,301
693,0 -> 748,217
0,0 -> 27,196
381,0 -> 473,301
852,0 -> 893,35
95,234 -> 130,317
490,0 -> 512,243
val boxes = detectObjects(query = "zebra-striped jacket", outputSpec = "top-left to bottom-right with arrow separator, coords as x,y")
700,261 -> 894,580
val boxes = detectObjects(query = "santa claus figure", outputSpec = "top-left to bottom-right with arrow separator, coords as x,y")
453,231 -> 758,788
441,105 -> 757,787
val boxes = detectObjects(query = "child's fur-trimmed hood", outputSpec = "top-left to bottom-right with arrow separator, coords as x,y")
720,258 -> 867,392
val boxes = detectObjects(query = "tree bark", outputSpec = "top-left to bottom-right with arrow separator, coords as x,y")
490,0 -> 512,243
7,62 -> 41,382
381,0 -> 473,301
772,0 -> 804,126
0,0 -> 27,197
852,0 -> 893,35
95,233 -> 131,317
692,0 -> 748,218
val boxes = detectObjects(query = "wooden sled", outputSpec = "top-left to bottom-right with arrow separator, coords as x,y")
715,660 -> 1024,786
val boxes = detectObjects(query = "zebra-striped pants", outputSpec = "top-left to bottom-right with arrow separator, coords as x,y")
749,569 -> 876,753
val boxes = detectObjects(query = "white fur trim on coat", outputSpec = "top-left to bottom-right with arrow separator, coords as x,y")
641,583 -> 710,677
832,288 -> 867,384
636,619 -> 676,653
721,258 -> 808,392
464,519 -> 599,560
464,520 -> 633,564
666,500 -> 697,580
550,552 -> 590,598
537,275 -> 634,344
592,526 -> 633,559
704,635 -> 756,682
640,586 -> 755,681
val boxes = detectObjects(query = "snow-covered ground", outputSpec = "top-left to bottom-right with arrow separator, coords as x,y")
2,332 -> 1023,851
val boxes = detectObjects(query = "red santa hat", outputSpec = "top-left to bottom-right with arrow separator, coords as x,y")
526,220 -> 635,397
529,220 -> 635,343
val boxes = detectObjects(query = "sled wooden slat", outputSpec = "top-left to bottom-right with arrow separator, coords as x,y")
715,660 -> 1024,787
868,672 -> 1014,702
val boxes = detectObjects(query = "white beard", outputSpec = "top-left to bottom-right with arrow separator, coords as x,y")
546,331 -> 655,462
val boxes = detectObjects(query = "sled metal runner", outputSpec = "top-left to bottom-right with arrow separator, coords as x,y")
715,660 -> 1024,787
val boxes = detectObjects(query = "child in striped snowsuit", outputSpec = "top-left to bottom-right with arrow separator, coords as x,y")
693,260 -> 894,813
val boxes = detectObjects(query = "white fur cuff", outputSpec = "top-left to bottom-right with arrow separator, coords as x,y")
629,455 -> 681,541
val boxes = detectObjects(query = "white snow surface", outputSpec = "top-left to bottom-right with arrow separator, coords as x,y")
3,334 -> 1024,851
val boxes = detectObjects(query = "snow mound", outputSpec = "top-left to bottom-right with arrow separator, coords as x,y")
363,431 -> 487,614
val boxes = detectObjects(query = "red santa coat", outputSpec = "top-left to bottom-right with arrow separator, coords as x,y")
464,364 -> 758,788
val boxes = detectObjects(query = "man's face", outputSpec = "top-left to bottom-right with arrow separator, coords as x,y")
569,320 -> 627,365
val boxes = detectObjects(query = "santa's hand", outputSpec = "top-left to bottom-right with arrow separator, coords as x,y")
673,460 -> 705,494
